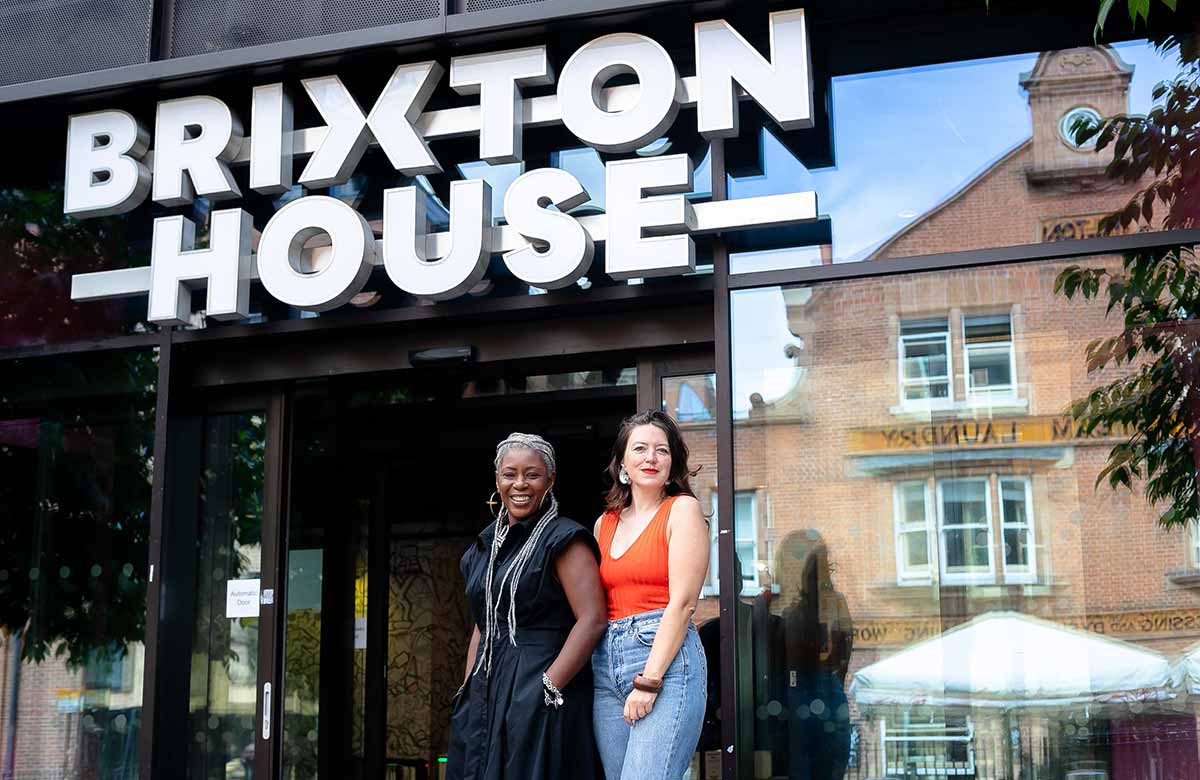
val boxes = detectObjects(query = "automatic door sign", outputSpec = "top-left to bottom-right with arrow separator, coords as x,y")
66,10 -> 821,320
226,578 -> 261,619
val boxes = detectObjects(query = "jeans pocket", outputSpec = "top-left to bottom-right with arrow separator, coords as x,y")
634,625 -> 658,648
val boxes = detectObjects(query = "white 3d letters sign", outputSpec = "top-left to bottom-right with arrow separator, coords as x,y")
66,8 -> 820,322
64,110 -> 152,218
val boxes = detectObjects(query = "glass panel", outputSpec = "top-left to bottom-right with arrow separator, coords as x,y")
282,392 -> 370,780
902,340 -> 949,381
188,413 -> 265,780
964,315 -> 1012,344
966,345 -> 1013,392
730,256 -> 1198,780
663,372 -> 723,772
663,375 -> 716,422
0,349 -> 155,780
902,531 -> 930,569
0,182 -> 158,349
941,480 -> 989,526
727,39 -> 1193,273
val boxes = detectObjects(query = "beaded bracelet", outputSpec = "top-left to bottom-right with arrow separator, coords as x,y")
542,672 -> 565,709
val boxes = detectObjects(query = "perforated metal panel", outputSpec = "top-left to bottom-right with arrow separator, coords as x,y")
0,0 -> 154,86
168,0 -> 441,57
461,0 -> 547,11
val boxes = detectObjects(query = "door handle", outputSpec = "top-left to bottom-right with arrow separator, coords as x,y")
262,682 -> 272,740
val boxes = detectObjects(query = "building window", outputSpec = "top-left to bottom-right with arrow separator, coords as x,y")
706,491 -> 760,595
893,476 -> 1038,586
1192,524 -> 1200,570
882,715 -> 976,778
899,319 -> 952,402
894,481 -> 934,583
937,478 -> 995,584
963,314 -> 1016,396
1000,477 -> 1037,582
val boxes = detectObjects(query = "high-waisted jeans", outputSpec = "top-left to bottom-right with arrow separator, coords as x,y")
592,609 -> 707,780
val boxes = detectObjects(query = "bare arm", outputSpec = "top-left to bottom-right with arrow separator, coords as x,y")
625,495 -> 709,723
545,538 -> 608,689
462,626 -> 481,685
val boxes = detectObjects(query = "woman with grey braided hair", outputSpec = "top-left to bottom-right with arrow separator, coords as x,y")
447,432 -> 607,780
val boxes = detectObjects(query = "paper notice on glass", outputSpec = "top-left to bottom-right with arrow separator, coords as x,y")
226,578 -> 261,618
354,617 -> 368,649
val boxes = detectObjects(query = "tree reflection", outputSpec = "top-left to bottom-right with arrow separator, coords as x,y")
1056,20 -> 1200,527
0,349 -> 156,666
0,186 -> 151,349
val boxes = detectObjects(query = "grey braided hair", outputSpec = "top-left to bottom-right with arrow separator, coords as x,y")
474,433 -> 559,678
493,432 -> 556,475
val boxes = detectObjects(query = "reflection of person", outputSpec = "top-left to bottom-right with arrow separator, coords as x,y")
777,530 -> 853,780
447,433 -> 608,780
591,411 -> 710,780
697,554 -> 776,773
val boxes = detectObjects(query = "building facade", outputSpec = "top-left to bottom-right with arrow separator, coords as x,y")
2,2 -> 1200,780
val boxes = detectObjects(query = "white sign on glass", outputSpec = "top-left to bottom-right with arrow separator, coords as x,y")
226,578 -> 261,619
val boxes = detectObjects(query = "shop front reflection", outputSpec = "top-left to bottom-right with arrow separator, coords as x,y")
726,265 -> 1200,780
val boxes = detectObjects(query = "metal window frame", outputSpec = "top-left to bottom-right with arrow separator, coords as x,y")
727,229 -> 1200,292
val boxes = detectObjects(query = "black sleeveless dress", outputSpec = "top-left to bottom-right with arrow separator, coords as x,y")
447,513 -> 601,780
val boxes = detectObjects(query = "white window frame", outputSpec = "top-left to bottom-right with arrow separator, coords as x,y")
893,481 -> 935,585
1192,523 -> 1200,570
881,717 -> 977,777
898,319 -> 953,405
998,476 -> 1037,583
936,477 -> 996,585
704,491 -> 761,596
962,312 -> 1017,398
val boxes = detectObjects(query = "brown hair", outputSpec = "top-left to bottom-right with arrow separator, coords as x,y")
603,410 -> 698,512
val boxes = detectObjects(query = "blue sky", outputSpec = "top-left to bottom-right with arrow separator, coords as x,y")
731,40 -> 1183,413
729,40 -> 1181,274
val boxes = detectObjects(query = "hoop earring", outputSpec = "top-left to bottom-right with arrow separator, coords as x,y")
486,490 -> 501,519
539,490 -> 552,510
618,466 -> 631,485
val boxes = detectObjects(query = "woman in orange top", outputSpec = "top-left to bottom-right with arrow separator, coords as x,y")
591,410 -> 711,780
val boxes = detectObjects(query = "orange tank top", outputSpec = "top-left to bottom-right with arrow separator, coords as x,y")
598,495 -> 678,621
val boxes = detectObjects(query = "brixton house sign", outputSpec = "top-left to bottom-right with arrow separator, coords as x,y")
66,10 -> 819,324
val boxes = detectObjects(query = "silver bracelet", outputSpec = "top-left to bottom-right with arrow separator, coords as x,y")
542,672 -> 565,709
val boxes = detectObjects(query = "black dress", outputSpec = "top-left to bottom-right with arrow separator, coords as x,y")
447,512 -> 601,780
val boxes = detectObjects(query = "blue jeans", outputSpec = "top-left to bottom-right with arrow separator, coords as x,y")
592,609 -> 707,780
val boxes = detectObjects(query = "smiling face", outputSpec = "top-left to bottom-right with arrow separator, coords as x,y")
621,423 -> 672,494
495,446 -> 554,522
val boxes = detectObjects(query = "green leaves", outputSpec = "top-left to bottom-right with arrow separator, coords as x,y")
1058,245 -> 1200,527
1095,0 -> 1180,38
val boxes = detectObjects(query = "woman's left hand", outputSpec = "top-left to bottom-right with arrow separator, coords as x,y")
624,689 -> 658,724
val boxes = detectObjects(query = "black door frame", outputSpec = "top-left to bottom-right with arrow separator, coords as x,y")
144,375 -> 291,780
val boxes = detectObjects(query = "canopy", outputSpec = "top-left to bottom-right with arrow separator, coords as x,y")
849,611 -> 1173,710
1171,641 -> 1200,695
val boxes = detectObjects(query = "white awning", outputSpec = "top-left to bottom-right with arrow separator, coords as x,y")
849,611 -> 1173,710
1171,641 -> 1200,695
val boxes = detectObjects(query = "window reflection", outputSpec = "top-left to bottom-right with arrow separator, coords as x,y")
730,258 -> 1200,780
0,349 -> 156,779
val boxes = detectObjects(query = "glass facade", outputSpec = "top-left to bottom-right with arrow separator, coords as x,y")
3,3 -> 1200,779
728,256 -> 1199,780
0,350 -> 156,779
